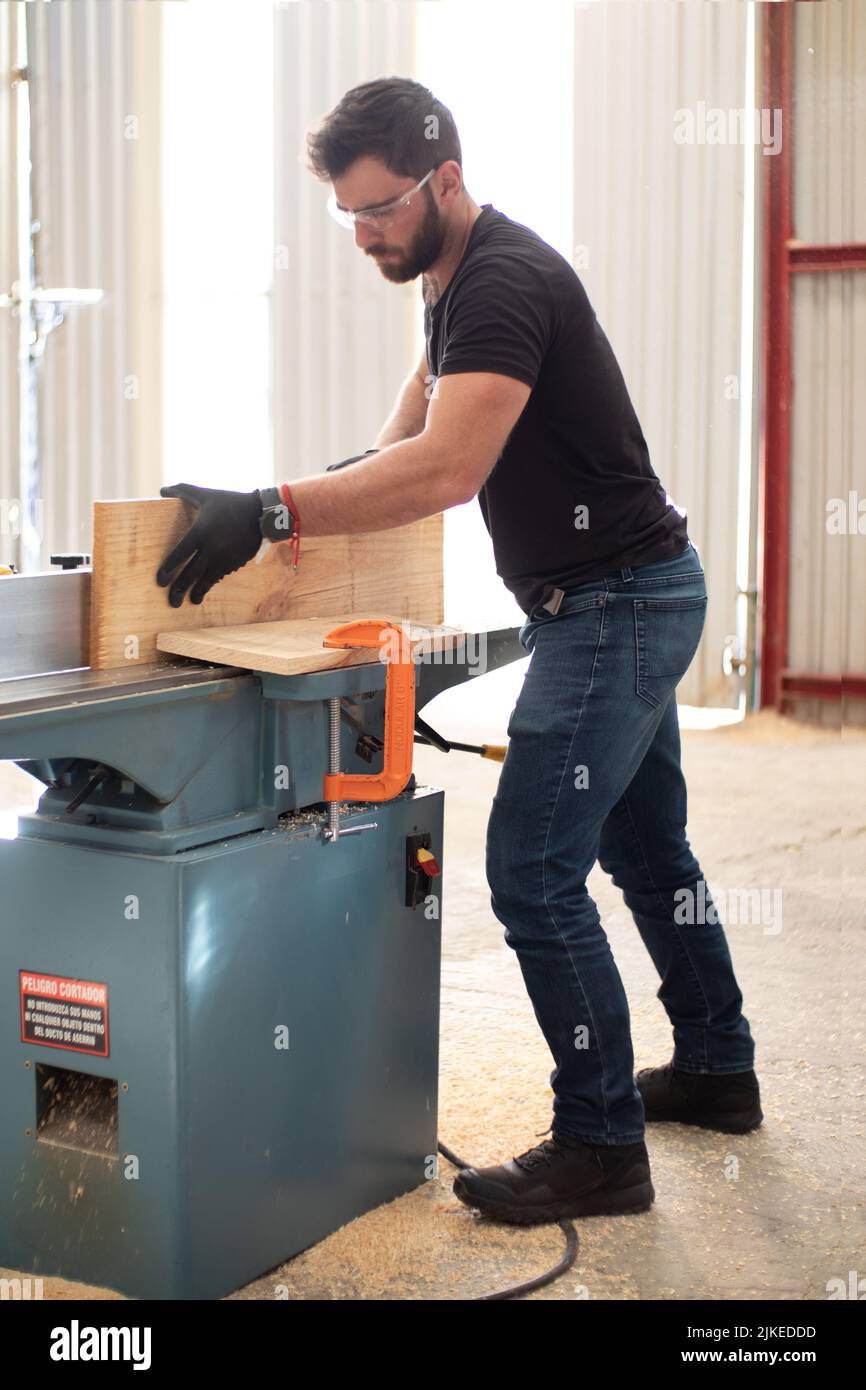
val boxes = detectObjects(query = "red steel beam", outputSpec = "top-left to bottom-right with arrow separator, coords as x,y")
781,673 -> 866,702
788,242 -> 866,273
758,13 -> 865,715
758,1 -> 793,710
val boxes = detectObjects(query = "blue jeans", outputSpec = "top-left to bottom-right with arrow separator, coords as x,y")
486,541 -> 756,1144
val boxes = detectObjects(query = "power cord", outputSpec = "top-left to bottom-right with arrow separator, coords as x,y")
438,1141 -> 578,1300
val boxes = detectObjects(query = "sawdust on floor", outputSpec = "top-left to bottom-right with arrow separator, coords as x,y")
1,706 -> 861,1300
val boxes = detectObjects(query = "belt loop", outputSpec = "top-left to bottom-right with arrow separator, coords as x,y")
620,566 -> 633,583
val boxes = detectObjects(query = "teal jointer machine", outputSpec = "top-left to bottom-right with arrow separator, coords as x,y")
0,566 -> 521,1299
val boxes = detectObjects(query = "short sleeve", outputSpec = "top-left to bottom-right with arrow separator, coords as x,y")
435,256 -> 553,390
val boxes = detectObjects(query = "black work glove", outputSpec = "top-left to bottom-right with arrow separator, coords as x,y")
156,483 -> 263,607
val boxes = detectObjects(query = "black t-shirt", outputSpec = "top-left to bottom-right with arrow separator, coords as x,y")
423,204 -> 689,615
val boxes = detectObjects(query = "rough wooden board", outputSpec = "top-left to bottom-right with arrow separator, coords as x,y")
157,614 -> 464,677
89,499 -> 444,670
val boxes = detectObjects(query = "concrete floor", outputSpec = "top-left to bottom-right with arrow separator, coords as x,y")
1,697 -> 862,1301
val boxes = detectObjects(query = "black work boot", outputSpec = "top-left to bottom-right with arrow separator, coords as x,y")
452,1131 -> 654,1225
637,1059 -> 763,1134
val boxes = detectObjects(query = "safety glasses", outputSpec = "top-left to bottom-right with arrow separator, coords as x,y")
327,168 -> 437,231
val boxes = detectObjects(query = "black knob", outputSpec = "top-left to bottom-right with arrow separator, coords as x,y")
50,553 -> 91,570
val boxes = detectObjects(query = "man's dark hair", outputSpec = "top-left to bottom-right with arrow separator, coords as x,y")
305,76 -> 461,183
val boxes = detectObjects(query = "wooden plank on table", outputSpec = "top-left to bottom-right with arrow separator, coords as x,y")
157,614 -> 464,677
89,499 -> 444,669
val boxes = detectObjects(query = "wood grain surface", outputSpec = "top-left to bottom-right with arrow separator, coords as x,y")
89,499 -> 444,669
156,614 -> 465,677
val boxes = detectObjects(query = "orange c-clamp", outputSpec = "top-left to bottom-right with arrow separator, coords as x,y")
321,619 -> 415,803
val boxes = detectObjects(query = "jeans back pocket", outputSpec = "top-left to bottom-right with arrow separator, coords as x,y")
634,595 -> 708,708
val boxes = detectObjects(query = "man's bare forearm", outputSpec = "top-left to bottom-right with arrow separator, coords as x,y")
282,432 -> 463,537
371,362 -> 430,447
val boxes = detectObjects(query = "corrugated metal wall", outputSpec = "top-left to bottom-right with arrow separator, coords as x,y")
20,0 -> 161,569
572,0 -> 749,708
789,0 -> 865,727
272,0 -> 417,482
0,1 -> 21,568
159,0 -> 273,496
10,0 -> 857,725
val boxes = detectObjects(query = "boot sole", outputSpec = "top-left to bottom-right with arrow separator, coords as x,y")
643,1105 -> 763,1134
453,1175 -> 656,1225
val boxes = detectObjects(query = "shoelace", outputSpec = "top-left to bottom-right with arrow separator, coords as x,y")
636,1061 -> 674,1083
513,1127 -> 579,1173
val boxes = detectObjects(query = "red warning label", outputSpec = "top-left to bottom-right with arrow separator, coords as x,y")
19,971 -> 110,1057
